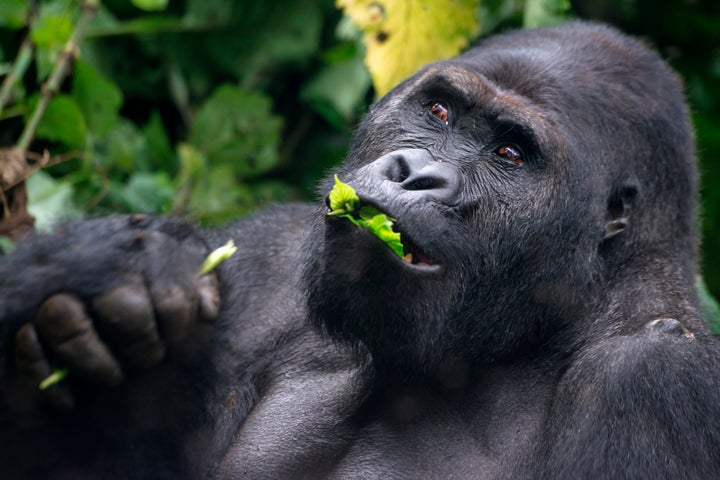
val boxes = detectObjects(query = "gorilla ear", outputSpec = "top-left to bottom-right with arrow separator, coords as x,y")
603,185 -> 638,241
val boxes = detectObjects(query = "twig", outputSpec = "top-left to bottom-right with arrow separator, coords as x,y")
0,38 -> 34,118
16,0 -> 100,153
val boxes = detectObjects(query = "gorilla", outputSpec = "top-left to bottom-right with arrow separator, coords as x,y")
1,21 -> 719,479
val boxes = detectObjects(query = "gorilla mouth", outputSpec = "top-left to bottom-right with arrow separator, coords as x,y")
326,196 -> 440,270
400,234 -> 437,267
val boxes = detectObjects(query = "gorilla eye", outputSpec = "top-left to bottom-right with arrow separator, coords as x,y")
430,102 -> 449,125
495,144 -> 524,164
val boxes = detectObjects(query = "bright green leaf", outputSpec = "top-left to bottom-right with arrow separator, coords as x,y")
328,174 -> 360,215
337,0 -> 480,96
32,95 -> 88,149
327,176 -> 404,257
358,211 -> 403,257
131,0 -> 169,12
72,61 -> 124,136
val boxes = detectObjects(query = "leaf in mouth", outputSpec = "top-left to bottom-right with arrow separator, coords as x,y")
327,175 -> 404,258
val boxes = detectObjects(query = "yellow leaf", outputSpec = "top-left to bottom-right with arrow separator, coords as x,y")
337,0 -> 480,96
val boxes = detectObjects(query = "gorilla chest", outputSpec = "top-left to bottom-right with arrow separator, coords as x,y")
216,382 -> 545,479
330,401 -> 543,479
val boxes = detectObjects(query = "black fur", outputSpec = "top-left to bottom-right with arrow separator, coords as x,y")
1,22 -> 719,479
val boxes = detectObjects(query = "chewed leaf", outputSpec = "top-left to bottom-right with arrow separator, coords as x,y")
327,180 -> 404,258
358,205 -> 382,220
359,213 -> 404,257
328,175 -> 360,215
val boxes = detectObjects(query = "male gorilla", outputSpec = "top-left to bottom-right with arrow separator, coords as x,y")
1,21 -> 720,479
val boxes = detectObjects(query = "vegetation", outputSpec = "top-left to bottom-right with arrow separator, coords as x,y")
0,0 -> 717,312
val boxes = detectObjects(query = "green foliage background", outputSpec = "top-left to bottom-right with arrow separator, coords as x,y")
0,0 -> 718,304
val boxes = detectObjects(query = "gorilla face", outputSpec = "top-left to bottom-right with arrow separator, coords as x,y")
306,24 -> 696,380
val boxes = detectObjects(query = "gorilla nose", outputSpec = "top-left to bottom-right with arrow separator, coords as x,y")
367,149 -> 462,203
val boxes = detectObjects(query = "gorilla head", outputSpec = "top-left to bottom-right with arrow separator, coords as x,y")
305,22 -> 698,382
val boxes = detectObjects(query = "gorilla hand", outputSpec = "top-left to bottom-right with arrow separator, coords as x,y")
1,215 -> 220,409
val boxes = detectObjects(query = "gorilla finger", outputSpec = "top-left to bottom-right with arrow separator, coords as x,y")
14,323 -> 74,409
151,284 -> 196,343
197,273 -> 220,323
35,294 -> 123,385
93,276 -> 166,369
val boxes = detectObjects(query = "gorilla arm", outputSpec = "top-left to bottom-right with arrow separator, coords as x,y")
0,205 -> 331,478
542,320 -> 720,479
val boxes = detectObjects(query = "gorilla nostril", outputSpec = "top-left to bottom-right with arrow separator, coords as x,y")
402,176 -> 446,191
386,156 -> 411,183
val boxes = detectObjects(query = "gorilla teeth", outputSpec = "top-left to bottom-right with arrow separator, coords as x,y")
401,248 -> 436,266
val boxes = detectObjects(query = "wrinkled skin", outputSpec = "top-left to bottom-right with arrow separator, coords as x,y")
1,22 -> 720,479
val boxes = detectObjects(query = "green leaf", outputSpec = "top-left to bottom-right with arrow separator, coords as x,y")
130,0 -> 169,12
101,118 -> 148,173
121,172 -> 174,213
0,0 -> 28,29
301,54 -> 371,127
27,170 -> 82,231
327,176 -> 404,257
31,1 -> 74,80
183,0 -> 233,27
175,0 -> 322,86
32,94 -> 88,149
187,164 -> 253,226
142,111 -> 176,174
328,174 -> 360,215
190,85 -> 282,178
523,0 -> 571,28
358,211 -> 404,257
71,61 -> 124,136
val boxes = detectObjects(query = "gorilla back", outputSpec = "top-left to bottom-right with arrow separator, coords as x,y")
1,22 -> 719,480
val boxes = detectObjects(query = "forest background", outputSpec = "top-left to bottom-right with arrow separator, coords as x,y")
0,0 -> 718,315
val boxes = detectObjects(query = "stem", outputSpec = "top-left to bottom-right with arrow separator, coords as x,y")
16,0 -> 100,152
0,38 -> 34,118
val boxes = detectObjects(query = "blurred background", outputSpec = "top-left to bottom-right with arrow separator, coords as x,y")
0,0 -> 718,298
